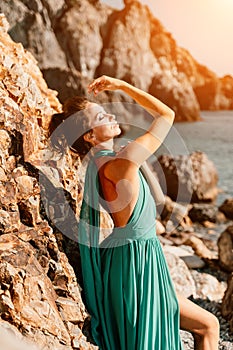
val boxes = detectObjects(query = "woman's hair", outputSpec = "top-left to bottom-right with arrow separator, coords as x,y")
48,96 -> 92,157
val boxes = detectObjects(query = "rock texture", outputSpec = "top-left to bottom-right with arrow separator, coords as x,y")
188,203 -> 222,223
219,198 -> 233,220
218,225 -> 233,272
0,14 -> 97,349
163,249 -> 197,298
222,273 -> 233,333
152,151 -> 219,203
0,0 -> 233,118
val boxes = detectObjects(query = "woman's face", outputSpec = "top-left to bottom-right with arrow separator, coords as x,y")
85,103 -> 121,143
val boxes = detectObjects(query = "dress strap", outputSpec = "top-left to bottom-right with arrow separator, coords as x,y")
91,149 -> 115,159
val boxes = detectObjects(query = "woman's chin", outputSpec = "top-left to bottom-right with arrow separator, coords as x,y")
115,125 -> 122,134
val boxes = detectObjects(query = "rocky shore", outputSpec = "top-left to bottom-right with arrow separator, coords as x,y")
0,10 -> 232,350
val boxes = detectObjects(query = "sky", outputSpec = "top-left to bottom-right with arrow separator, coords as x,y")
101,0 -> 233,77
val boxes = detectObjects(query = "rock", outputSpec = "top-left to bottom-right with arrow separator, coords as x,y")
156,219 -> 165,235
163,245 -> 205,269
188,203 -> 220,223
153,151 -> 219,203
15,175 -> 39,199
218,225 -> 233,272
184,235 -> 216,260
0,234 -> 71,347
219,198 -> 233,220
56,297 -> 84,323
0,0 -> 67,71
191,270 -> 227,302
222,273 -> 233,333
55,0 -> 110,79
0,208 -> 21,234
163,249 -> 196,298
181,255 -> 206,269
149,27 -> 200,121
0,15 -> 97,349
97,1 -> 158,92
219,75 -> 233,109
160,196 -> 191,229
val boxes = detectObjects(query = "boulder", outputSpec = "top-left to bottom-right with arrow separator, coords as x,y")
190,270 -> 227,302
221,273 -> 233,333
97,1 -> 158,92
0,0 -> 67,71
152,151 -> 219,203
219,198 -> 233,220
163,245 -> 205,269
184,236 -> 216,260
218,225 -> 233,272
219,75 -> 233,109
188,203 -> 220,223
160,196 -> 191,230
54,0 -> 110,79
149,27 -> 200,121
0,234 -> 71,347
163,249 -> 196,298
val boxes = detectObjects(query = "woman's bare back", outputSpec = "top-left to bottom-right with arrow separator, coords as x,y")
97,158 -> 140,228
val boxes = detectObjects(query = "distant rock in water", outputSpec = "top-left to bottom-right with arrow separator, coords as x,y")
0,0 -> 233,120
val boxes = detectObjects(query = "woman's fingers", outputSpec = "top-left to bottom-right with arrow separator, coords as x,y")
88,76 -> 108,95
88,75 -> 119,95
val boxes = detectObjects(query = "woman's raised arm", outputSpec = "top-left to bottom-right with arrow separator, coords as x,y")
88,75 -> 175,167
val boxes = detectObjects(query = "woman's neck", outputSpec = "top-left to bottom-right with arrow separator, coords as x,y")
93,139 -> 114,153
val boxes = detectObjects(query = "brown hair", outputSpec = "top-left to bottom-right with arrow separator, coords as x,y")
48,96 -> 92,157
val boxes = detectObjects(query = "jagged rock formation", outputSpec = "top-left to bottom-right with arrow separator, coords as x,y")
0,14 -> 97,349
0,0 -> 233,120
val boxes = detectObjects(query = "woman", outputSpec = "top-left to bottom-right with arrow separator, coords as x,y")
49,75 -> 219,350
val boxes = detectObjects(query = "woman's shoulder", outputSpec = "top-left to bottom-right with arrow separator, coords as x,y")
102,156 -> 139,184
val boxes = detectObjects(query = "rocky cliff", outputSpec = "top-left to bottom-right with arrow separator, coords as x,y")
0,13 -> 97,349
0,0 -> 233,121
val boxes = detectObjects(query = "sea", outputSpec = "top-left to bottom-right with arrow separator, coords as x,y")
173,111 -> 233,205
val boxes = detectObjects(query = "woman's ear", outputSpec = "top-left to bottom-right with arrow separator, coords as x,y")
83,131 -> 95,144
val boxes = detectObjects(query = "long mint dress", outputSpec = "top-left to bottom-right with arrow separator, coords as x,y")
79,150 -> 183,350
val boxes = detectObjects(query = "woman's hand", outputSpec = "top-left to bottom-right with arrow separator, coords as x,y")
88,75 -> 123,96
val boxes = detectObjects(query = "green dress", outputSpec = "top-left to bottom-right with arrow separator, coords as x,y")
79,150 -> 183,350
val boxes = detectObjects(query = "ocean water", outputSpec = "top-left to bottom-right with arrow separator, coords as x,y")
161,111 -> 233,205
